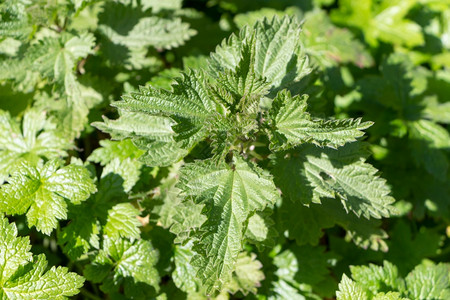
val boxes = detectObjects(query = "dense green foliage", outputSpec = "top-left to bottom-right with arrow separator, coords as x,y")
0,0 -> 449,299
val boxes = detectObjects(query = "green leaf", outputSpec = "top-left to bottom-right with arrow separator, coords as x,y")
169,199 -> 207,244
141,0 -> 183,12
372,292 -> 407,300
272,143 -> 396,219
0,160 -> 96,235
336,274 -> 368,300
57,204 -> 100,260
301,9 -> 373,68
27,33 -> 95,93
0,215 -> 84,299
331,0 -> 424,47
98,1 -> 195,50
269,90 -> 372,150
216,38 -> 271,106
93,111 -> 176,142
277,245 -> 332,287
244,209 -> 277,250
172,242 -> 202,294
385,220 -> 443,274
226,252 -> 264,295
84,236 -> 160,298
147,169 -> 184,228
111,17 -> 196,50
135,141 -> 188,167
337,261 -> 450,300
104,203 -> 141,240
422,99 -> 450,124
408,120 -> 450,179
89,140 -> 145,192
210,16 -> 310,91
114,70 -> 218,125
0,109 -> 70,183
279,198 -> 388,251
96,70 -> 225,164
405,263 -> 450,299
33,81 -> 104,140
233,8 -> 373,68
278,199 -> 334,245
58,168 -> 141,260
89,139 -> 144,164
177,155 -> 279,294
92,111 -> 188,167
95,16 -> 317,164
267,245 -> 330,299
350,261 -> 406,297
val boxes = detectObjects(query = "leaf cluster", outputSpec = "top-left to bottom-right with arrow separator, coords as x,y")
0,0 -> 448,299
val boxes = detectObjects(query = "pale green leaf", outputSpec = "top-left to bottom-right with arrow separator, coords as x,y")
336,274 -> 368,300
372,292 -> 407,300
408,120 -> 450,179
170,199 -> 207,245
135,141 -> 188,167
210,16 -> 310,91
89,139 -> 144,165
0,160 -> 96,235
84,236 -> 159,297
422,100 -> 450,124
0,37 -> 21,56
141,0 -> 183,12
93,111 -> 175,142
150,174 -> 184,229
104,203 -> 141,240
0,215 -> 84,299
331,0 -> 424,47
405,263 -> 450,299
269,90 -> 372,149
57,172 -> 129,260
88,141 -> 144,191
350,261 -> 406,297
99,2 -> 195,50
172,242 -> 202,294
177,155 -> 279,293
244,210 -> 277,250
0,109 -> 70,183
226,252 -> 264,295
101,158 -> 141,192
27,33 -> 95,89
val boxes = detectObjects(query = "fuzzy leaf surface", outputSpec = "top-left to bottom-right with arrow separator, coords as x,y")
0,215 -> 84,299
177,155 -> 279,293
272,143 -> 396,219
0,160 -> 96,235
84,236 -> 159,298
0,110 -> 70,183
269,90 -> 372,149
210,16 -> 310,91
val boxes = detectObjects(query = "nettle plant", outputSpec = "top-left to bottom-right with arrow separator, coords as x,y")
95,17 -> 396,295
